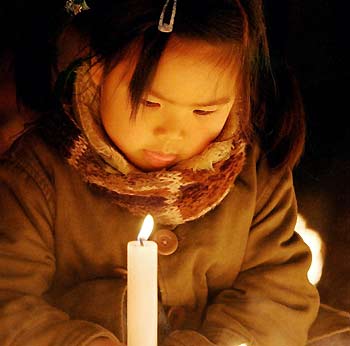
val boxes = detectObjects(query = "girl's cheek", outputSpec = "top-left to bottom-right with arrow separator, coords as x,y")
202,118 -> 227,138
127,122 -> 151,145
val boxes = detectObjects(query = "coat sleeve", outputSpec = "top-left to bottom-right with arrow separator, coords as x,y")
0,158 -> 120,346
163,166 -> 320,346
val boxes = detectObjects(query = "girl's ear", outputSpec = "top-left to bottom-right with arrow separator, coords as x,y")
89,59 -> 104,86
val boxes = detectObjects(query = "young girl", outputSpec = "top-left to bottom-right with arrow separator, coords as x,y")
0,0 -> 319,345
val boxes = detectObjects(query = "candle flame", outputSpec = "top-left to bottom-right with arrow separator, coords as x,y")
137,214 -> 154,241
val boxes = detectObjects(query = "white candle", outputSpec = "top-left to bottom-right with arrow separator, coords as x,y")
127,215 -> 158,346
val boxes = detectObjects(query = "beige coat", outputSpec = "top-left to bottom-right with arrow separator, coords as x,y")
0,133 -> 319,346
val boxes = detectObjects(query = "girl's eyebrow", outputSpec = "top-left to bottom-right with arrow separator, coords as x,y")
148,90 -> 233,108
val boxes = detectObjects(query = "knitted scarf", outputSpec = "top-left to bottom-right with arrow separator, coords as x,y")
56,62 -> 247,226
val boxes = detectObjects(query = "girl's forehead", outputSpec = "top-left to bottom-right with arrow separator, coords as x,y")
160,37 -> 236,73
123,35 -> 239,72
164,35 -> 238,66
147,39 -> 238,106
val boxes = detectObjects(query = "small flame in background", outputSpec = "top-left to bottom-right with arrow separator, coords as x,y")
137,214 -> 154,241
295,214 -> 325,285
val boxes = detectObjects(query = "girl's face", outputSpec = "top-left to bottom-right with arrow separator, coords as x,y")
99,38 -> 238,171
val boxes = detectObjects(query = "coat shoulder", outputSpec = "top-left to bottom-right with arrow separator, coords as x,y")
0,131 -> 64,210
241,140 -> 294,207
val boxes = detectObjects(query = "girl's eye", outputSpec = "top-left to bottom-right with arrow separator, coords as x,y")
142,100 -> 160,108
193,109 -> 216,116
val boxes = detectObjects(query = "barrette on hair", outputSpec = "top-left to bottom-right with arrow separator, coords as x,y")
65,0 -> 90,16
158,0 -> 177,33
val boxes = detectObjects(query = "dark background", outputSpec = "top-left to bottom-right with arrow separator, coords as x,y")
1,1 -> 349,310
265,0 -> 350,311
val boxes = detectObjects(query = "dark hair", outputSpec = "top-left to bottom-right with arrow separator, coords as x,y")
63,0 -> 305,169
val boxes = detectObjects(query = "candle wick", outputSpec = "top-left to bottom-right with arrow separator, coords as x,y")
139,238 -> 144,246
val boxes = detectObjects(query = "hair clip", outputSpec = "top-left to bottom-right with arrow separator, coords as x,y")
65,0 -> 90,16
158,0 -> 177,33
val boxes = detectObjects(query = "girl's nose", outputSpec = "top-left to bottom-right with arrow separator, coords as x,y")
153,125 -> 185,140
152,110 -> 186,141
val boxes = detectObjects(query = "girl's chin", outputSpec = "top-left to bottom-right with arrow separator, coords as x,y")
138,161 -> 176,172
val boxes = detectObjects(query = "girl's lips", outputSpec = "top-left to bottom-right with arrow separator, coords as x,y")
143,150 -> 178,167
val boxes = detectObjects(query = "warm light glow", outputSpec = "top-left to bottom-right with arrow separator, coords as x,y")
295,214 -> 324,285
137,214 -> 154,241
